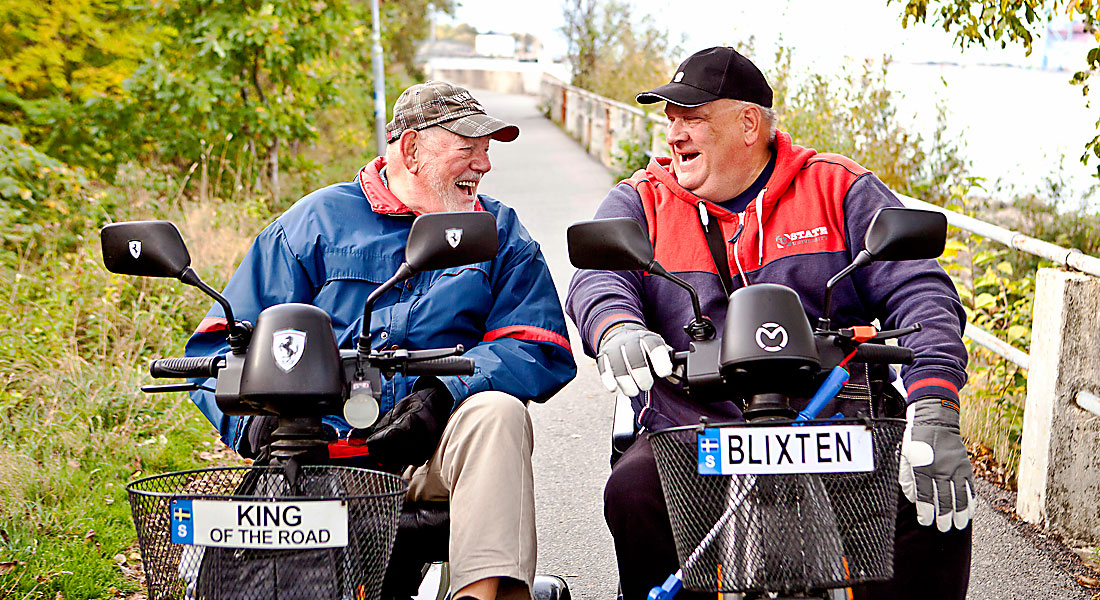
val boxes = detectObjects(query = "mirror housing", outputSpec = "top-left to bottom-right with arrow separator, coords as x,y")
864,207 -> 947,261
101,221 -> 192,279
565,217 -> 716,340
567,218 -> 655,271
406,211 -> 498,271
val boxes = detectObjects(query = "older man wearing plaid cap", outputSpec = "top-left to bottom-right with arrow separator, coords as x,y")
185,81 -> 576,600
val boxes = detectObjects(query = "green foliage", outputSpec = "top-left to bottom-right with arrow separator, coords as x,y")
611,136 -> 651,182
939,190 -> 1033,487
0,125 -> 118,257
0,0 -> 169,176
771,48 -> 967,203
560,0 -> 680,104
891,0 -> 1100,174
0,228 -> 241,598
127,1 -> 365,185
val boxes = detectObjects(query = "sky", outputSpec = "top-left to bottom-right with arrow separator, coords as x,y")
438,1 -> 1100,202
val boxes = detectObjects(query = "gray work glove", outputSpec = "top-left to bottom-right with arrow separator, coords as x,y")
596,322 -> 673,397
898,397 -> 975,532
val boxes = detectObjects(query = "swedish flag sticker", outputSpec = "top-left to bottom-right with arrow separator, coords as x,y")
698,429 -> 721,475
170,499 -> 194,545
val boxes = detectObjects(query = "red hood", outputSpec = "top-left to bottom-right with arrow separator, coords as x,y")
357,156 -> 484,216
642,130 -> 818,222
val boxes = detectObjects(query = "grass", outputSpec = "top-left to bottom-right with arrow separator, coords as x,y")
0,189 -> 258,598
0,121 -> 377,596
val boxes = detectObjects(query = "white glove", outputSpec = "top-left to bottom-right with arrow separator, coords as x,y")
596,323 -> 673,397
899,397 -> 975,532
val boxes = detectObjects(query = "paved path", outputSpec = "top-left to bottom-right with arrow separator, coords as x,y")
471,89 -> 1093,600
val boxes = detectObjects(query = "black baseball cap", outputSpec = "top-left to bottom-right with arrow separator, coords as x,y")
636,47 -> 773,108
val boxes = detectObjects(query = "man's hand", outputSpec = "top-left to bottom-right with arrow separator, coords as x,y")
597,323 -> 673,397
899,398 -> 975,532
350,381 -> 453,471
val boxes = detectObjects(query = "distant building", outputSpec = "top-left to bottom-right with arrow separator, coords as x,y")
475,33 -> 515,58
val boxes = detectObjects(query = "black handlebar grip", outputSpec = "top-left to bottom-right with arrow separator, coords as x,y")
150,356 -> 223,379
404,356 -> 476,376
852,344 -> 914,365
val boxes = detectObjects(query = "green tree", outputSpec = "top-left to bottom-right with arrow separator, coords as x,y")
561,0 -> 599,90
560,0 -> 680,104
0,0 -> 169,175
127,1 -> 366,200
890,0 -> 1100,171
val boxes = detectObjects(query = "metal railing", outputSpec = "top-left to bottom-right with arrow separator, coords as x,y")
899,195 -> 1100,373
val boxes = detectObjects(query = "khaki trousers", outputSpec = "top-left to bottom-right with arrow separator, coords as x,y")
404,391 -> 535,600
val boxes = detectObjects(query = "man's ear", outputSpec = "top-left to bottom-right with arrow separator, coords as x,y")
742,105 -> 761,147
399,129 -> 421,174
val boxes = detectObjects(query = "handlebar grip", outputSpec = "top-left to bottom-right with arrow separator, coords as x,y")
852,343 -> 914,365
404,356 -> 476,376
150,356 -> 224,379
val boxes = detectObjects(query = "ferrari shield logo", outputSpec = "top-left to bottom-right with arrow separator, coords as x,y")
445,228 -> 463,248
129,240 -> 142,259
273,329 -> 307,372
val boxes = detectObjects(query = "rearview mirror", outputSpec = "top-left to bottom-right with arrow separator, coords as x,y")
406,212 -> 498,271
567,218 -> 655,271
101,221 -> 192,279
864,207 -> 947,261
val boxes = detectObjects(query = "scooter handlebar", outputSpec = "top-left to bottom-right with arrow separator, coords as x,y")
403,356 -> 476,376
150,356 -> 224,379
851,343 -> 914,365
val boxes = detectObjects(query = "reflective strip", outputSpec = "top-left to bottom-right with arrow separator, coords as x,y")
197,317 -> 229,333
483,325 -> 571,351
907,377 -> 960,397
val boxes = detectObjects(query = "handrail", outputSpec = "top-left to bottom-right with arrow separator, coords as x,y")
898,195 -> 1100,370
900,195 -> 1100,278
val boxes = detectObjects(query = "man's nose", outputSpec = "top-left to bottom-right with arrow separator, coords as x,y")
472,149 -> 491,173
666,121 -> 687,145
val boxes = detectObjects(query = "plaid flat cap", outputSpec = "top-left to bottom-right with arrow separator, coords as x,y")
385,81 -> 519,143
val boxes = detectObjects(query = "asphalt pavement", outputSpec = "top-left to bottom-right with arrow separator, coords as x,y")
470,89 -> 1094,600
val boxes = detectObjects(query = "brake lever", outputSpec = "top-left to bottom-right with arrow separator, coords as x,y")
870,323 -> 922,341
141,382 -> 207,394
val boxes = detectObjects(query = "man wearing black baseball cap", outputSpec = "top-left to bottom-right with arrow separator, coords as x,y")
186,80 -> 575,600
567,47 -> 971,600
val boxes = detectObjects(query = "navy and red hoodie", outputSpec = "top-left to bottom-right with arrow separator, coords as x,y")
565,131 -> 968,432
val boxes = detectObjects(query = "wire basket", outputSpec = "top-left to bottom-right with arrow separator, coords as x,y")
649,418 -> 904,596
127,465 -> 408,600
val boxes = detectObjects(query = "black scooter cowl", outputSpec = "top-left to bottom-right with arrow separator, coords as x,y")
240,303 -> 344,415
719,284 -> 820,396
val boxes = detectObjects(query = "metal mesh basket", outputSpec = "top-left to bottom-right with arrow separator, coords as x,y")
127,465 -> 408,600
649,418 -> 904,595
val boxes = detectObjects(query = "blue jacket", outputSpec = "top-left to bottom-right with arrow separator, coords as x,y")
186,157 -> 576,450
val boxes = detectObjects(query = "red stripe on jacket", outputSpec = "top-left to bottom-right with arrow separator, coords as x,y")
907,377 -> 960,396
197,317 -> 229,333
483,325 -> 571,351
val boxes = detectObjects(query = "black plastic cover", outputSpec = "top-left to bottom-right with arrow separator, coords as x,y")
405,211 -> 498,272
566,218 -> 654,271
100,221 -> 191,278
240,303 -> 343,414
719,284 -> 820,395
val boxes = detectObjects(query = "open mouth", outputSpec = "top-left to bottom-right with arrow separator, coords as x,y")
456,180 -> 478,195
679,152 -> 700,164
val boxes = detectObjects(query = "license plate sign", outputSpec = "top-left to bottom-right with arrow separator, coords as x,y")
170,499 -> 348,549
697,425 -> 874,475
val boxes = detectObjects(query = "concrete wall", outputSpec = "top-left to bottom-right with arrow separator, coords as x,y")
1017,269 -> 1100,543
540,75 -> 665,175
